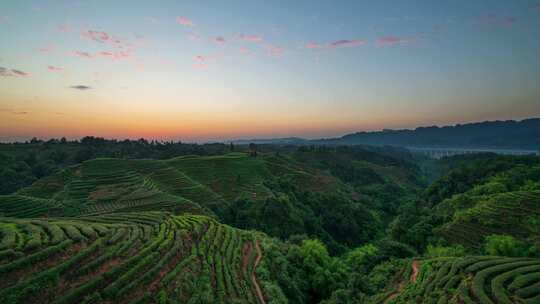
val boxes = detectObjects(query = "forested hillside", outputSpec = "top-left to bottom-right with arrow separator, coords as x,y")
0,141 -> 539,303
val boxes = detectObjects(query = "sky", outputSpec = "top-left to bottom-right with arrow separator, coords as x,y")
1,0 -> 540,142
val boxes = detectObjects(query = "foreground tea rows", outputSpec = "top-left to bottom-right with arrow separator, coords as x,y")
0,212 -> 266,304
384,256 -> 540,304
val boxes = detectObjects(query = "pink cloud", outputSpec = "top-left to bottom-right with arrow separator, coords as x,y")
38,46 -> 53,53
0,67 -> 30,77
265,44 -> 284,57
305,42 -> 322,49
47,66 -> 63,72
176,16 -> 194,26
72,49 -> 132,61
12,70 -> 29,77
306,39 -> 367,50
80,30 -> 133,51
81,30 -> 111,43
238,34 -> 262,42
329,39 -> 367,48
239,47 -> 250,54
98,50 -> 132,60
193,55 -> 208,69
73,51 -> 94,58
0,67 -> 12,77
377,36 -> 401,47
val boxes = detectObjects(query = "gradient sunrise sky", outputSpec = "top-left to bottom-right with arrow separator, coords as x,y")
1,0 -> 540,142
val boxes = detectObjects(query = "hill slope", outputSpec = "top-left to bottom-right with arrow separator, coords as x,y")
0,212 -> 277,304
425,155 -> 540,250
0,153 -> 341,219
384,256 -> 540,304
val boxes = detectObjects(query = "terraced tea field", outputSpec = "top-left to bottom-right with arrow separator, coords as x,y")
437,191 -> 540,249
383,256 -> 540,304
0,153 -> 340,220
0,212 -> 267,304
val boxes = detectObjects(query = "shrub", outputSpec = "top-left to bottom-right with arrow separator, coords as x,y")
484,235 -> 532,257
426,245 -> 466,258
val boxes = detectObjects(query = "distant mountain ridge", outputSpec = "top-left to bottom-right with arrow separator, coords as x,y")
233,118 -> 540,150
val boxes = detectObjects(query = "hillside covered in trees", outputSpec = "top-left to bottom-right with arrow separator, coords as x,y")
0,140 -> 539,303
236,118 -> 540,151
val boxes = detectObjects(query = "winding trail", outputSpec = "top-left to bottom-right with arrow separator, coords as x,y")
252,240 -> 266,304
383,260 -> 420,304
410,260 -> 420,283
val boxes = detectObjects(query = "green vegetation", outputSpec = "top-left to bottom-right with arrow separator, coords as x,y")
381,256 -> 540,304
0,212 -> 276,304
0,142 -> 539,303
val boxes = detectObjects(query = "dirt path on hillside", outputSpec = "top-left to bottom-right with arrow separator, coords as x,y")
252,240 -> 266,304
410,260 -> 420,283
383,260 -> 420,304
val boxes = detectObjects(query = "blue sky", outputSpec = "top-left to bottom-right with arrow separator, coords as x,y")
1,0 -> 540,142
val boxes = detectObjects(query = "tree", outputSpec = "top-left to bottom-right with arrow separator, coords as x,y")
249,143 -> 257,157
345,244 -> 379,273
297,239 -> 348,302
484,234 -> 532,257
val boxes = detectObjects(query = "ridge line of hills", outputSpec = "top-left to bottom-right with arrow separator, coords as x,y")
232,117 -> 540,150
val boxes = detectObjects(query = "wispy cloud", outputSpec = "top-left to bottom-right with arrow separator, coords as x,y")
38,45 -> 54,53
0,67 -> 30,77
73,51 -> 94,58
69,85 -> 92,90
176,16 -> 194,26
187,31 -> 201,41
265,44 -> 284,57
98,51 -> 132,60
213,36 -> 226,44
193,55 -> 209,69
47,66 -> 63,72
306,39 -> 367,50
305,42 -> 322,49
11,69 -> 30,77
477,15 -> 517,27
0,108 -> 28,115
329,39 -> 367,48
238,34 -> 263,42
81,30 -> 110,43
80,29 -> 136,51
376,36 -> 401,47
57,24 -> 71,32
